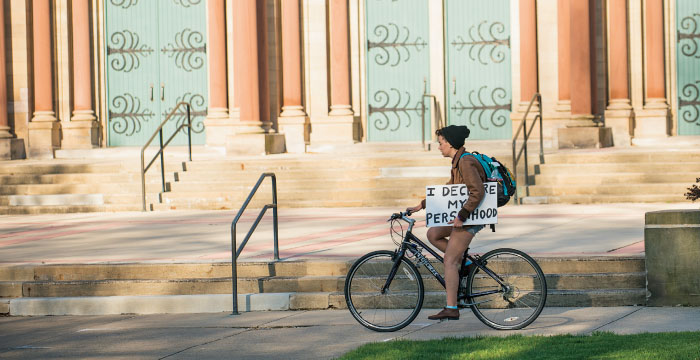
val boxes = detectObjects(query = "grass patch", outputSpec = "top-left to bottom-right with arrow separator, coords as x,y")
338,331 -> 700,360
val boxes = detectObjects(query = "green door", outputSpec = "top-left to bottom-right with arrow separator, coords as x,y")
157,0 -> 208,144
677,0 -> 700,135
445,0 -> 512,140
105,0 -> 159,146
365,0 -> 430,142
105,0 -> 208,146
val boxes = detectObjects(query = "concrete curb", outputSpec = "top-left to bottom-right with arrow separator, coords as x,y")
9,293 -> 293,316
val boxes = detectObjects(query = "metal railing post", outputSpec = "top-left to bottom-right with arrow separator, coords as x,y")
512,140 -> 518,204
230,173 -> 279,315
187,104 -> 192,162
159,129 -> 165,193
511,93 -> 545,204
272,175 -> 279,260
523,118 -> 529,197
141,153 -> 147,211
538,95 -> 545,164
421,97 -> 426,150
140,101 -> 193,211
231,222 -> 239,315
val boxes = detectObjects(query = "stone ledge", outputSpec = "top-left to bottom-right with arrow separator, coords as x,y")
9,293 -> 293,316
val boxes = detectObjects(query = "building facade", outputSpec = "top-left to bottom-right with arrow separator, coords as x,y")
0,0 -> 698,159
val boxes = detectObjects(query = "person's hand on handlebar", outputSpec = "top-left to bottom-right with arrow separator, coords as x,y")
406,204 -> 423,215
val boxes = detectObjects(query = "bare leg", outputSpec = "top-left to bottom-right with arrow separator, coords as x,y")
444,228 -> 474,307
426,226 -> 451,253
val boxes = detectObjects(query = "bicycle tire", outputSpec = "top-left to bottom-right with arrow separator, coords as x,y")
344,250 -> 424,332
467,248 -> 547,330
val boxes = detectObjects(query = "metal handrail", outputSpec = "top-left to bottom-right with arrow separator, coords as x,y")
511,93 -> 544,204
230,173 -> 279,315
140,102 -> 192,211
421,94 -> 444,150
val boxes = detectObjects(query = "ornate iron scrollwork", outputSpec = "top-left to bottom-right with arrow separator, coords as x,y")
162,93 -> 208,134
451,86 -> 510,130
367,23 -> 427,67
451,21 -> 510,65
108,93 -> 154,136
678,14 -> 700,58
172,0 -> 202,8
107,30 -> 154,72
161,28 -> 207,72
679,81 -> 700,126
368,88 -> 424,131
110,0 -> 139,9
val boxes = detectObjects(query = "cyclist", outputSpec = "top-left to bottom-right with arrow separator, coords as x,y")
407,125 -> 486,321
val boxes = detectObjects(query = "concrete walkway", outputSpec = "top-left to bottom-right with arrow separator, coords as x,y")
1,307 -> 700,359
0,202 -> 693,265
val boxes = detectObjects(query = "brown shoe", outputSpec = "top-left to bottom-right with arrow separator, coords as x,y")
428,307 -> 459,320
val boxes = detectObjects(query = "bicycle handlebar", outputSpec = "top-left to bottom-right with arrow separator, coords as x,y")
388,210 -> 413,221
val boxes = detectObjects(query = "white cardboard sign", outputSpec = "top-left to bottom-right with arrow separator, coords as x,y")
425,183 -> 498,227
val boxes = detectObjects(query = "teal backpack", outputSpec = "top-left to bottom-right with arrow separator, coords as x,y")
459,152 -> 517,207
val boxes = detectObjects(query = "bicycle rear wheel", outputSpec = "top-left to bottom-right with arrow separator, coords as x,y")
467,248 -> 547,330
344,250 -> 424,332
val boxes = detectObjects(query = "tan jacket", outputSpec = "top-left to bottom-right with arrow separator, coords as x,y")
422,147 -> 486,215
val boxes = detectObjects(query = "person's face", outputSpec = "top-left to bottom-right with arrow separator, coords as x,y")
437,135 -> 453,157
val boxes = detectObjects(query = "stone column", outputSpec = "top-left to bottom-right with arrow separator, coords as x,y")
28,0 -> 60,158
225,0 -> 239,121
557,0 -> 612,148
0,1 -> 10,159
233,0 -> 263,132
310,0 -> 354,145
634,0 -> 669,139
556,0 -> 571,114
61,0 -> 99,149
328,0 -> 351,116
519,0 -> 538,112
226,0 -> 283,155
604,0 -> 633,146
568,0 -> 593,121
278,0 -> 307,153
204,0 -> 233,147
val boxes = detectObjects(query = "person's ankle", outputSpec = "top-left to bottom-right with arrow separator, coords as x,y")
445,305 -> 458,310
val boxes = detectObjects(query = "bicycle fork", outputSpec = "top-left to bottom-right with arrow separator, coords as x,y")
380,248 -> 407,294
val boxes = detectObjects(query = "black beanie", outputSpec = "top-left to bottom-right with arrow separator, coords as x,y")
440,125 -> 470,149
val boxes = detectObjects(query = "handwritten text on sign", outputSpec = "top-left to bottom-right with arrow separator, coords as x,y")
425,183 -> 498,227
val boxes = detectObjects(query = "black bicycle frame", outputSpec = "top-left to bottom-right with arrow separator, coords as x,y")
381,230 -> 507,300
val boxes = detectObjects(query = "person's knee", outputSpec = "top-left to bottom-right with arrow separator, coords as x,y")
443,253 -> 461,268
426,228 -> 441,244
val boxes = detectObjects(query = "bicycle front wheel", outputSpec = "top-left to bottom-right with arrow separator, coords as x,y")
467,248 -> 547,330
344,250 -> 424,332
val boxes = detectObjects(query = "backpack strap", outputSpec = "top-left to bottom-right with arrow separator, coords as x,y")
460,152 -> 491,178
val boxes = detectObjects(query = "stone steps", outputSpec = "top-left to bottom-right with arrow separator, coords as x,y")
532,172 -> 699,185
522,151 -> 700,203
0,258 -> 641,282
535,162 -> 700,174
0,204 -> 143,215
6,272 -> 644,298
167,177 -> 448,192
543,151 -> 700,164
522,194 -> 685,205
527,183 -> 689,197
0,257 -> 647,314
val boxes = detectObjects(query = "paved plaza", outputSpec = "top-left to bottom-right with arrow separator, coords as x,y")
2,307 -> 700,359
0,203 -> 693,265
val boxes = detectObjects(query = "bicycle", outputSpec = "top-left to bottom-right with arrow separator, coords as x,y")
344,210 -> 547,332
